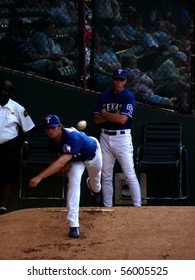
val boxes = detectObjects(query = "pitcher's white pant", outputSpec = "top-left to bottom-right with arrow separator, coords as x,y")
66,138 -> 102,227
100,130 -> 141,207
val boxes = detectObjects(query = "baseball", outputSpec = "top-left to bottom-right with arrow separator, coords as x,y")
76,120 -> 87,130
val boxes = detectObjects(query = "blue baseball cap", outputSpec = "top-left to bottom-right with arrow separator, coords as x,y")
43,114 -> 61,128
113,69 -> 127,80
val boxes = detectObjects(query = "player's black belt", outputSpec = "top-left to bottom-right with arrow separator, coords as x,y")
101,129 -> 126,136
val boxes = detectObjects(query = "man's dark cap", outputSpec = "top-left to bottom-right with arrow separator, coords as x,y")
43,114 -> 61,128
113,69 -> 127,80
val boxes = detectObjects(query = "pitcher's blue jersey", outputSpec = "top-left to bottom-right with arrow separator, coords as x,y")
48,127 -> 97,161
94,88 -> 135,130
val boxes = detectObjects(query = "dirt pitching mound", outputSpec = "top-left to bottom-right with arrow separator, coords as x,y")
0,206 -> 194,260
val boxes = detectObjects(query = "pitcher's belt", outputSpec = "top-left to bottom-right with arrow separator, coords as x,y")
101,129 -> 130,136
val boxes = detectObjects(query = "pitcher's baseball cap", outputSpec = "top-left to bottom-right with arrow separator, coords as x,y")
43,114 -> 61,128
113,69 -> 127,80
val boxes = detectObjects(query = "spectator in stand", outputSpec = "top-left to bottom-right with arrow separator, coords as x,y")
30,18 -> 73,67
110,0 -> 121,23
149,10 -> 179,49
86,30 -> 93,68
94,0 -> 121,35
111,18 -> 138,51
15,0 -> 48,8
121,54 -> 175,107
149,45 -> 191,111
136,10 -> 176,50
155,10 -> 174,36
148,6 -> 158,28
136,24 -> 159,50
163,45 -> 191,82
84,29 -> 100,88
177,5 -> 192,35
182,39 -> 191,64
47,0 -> 75,26
0,17 -> 59,73
95,39 -> 121,73
124,10 -> 143,36
151,23 -> 175,48
85,29 -> 99,68
58,35 -> 77,61
93,38 -> 121,91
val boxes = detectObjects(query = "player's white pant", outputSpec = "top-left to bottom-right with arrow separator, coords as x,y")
66,138 -> 102,227
100,130 -> 141,207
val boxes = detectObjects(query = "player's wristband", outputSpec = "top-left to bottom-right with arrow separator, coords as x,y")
23,141 -> 29,144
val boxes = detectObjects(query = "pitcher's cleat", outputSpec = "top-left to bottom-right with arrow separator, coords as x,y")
69,227 -> 80,238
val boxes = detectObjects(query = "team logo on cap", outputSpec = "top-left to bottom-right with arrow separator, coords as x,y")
117,69 -> 123,74
45,117 -> 51,124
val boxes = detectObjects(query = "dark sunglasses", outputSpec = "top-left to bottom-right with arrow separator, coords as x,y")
113,77 -> 125,81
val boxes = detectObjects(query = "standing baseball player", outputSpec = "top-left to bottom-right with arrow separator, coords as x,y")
94,69 -> 141,207
29,114 -> 102,238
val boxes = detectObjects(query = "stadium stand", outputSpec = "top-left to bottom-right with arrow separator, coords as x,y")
0,0 -> 193,114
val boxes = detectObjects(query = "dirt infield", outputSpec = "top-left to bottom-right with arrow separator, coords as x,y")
0,206 -> 194,260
